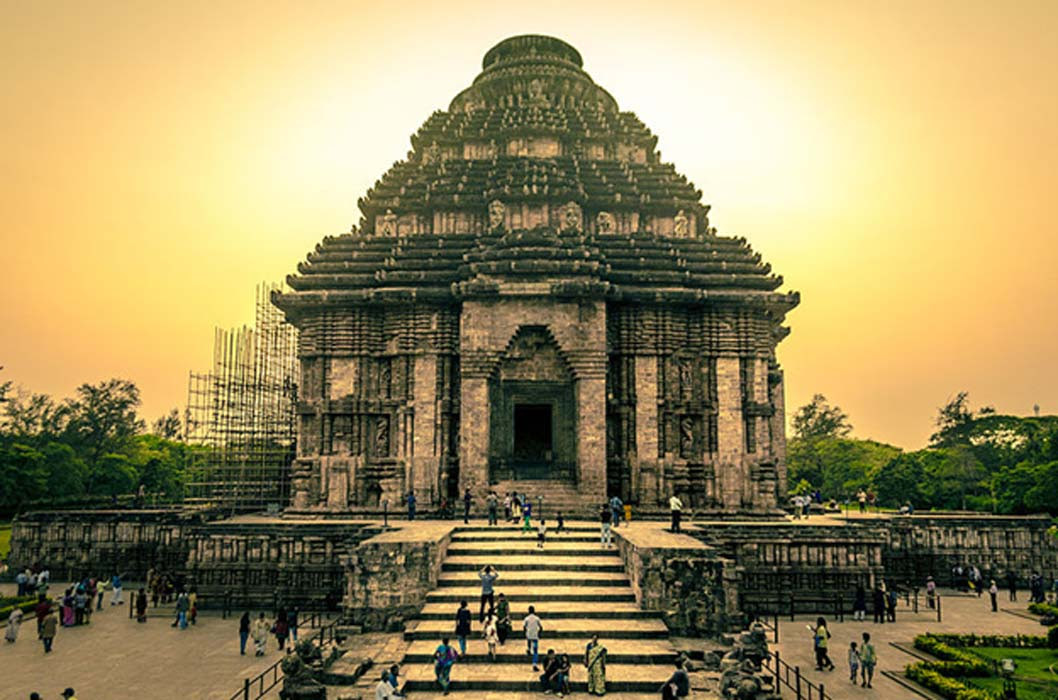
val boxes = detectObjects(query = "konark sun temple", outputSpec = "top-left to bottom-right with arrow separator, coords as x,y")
9,35 -> 1058,699
274,34 -> 798,516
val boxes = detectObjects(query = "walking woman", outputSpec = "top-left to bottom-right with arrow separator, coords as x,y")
135,588 -> 149,623
586,636 -> 607,696
810,617 -> 835,671
5,606 -> 23,643
434,636 -> 458,695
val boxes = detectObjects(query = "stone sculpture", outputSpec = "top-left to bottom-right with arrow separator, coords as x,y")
596,210 -> 616,234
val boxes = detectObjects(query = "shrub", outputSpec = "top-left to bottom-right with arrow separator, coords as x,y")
1027,602 -> 1058,618
1048,625 -> 1058,650
921,632 -> 1049,649
0,598 -> 38,622
905,664 -> 996,700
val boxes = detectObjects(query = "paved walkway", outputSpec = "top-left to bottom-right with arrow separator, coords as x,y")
767,589 -> 1046,699
1,601 -> 283,700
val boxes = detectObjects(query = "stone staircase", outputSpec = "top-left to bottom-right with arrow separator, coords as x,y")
489,481 -> 608,520
399,524 -> 679,698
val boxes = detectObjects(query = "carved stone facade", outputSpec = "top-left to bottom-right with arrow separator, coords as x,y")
274,35 -> 799,514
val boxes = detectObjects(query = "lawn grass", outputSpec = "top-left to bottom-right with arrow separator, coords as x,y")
967,675 -> 1056,700
968,646 -> 1058,699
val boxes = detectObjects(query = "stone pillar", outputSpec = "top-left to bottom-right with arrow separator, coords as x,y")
633,356 -> 659,504
574,371 -> 607,497
770,365 -> 789,496
715,356 -> 744,511
411,354 -> 439,503
459,374 -> 490,496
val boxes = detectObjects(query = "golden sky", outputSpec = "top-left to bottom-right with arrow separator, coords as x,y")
2,0 -> 1056,448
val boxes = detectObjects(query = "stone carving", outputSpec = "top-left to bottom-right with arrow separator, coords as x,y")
718,622 -> 777,699
379,360 -> 391,398
375,416 -> 389,457
488,200 -> 506,231
278,639 -> 330,700
702,204 -> 711,232
674,209 -> 690,238
596,211 -> 616,234
680,416 -> 695,458
562,201 -> 583,233
423,142 -> 441,164
528,78 -> 547,105
679,359 -> 693,399
379,209 -> 397,236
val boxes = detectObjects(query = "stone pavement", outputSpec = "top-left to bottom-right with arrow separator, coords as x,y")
1,596 -> 286,700
766,589 -> 1047,699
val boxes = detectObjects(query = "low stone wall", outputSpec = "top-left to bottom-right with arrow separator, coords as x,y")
690,521 -> 886,612
612,527 -> 738,637
883,514 -> 1058,586
8,509 -> 198,581
342,523 -> 455,632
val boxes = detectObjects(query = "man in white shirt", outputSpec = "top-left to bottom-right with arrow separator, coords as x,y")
669,495 -> 683,533
376,671 -> 395,700
523,605 -> 543,671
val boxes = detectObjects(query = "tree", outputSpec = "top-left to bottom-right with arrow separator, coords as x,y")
0,365 -> 10,405
153,408 -> 182,440
63,379 -> 145,467
3,390 -> 68,439
930,392 -> 975,447
925,446 -> 987,510
792,394 -> 852,441
875,452 -> 926,507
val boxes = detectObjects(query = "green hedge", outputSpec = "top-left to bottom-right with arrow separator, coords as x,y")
1027,602 -> 1058,617
1049,626 -> 1058,649
913,635 -> 992,674
905,664 -> 996,700
0,598 -> 38,622
922,632 -> 1050,649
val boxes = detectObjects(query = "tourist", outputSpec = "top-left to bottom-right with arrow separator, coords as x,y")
455,600 -> 472,655
522,499 -> 533,534
60,588 -> 74,627
406,491 -> 416,520
872,583 -> 885,624
34,594 -> 51,635
537,518 -> 548,549
251,612 -> 270,655
791,494 -> 802,520
135,588 -> 148,623
926,576 -> 937,609
852,583 -> 866,621
173,591 -> 190,629
84,578 -> 97,621
479,566 -> 499,621
503,493 -> 512,521
274,609 -> 290,650
483,612 -> 499,661
495,593 -> 511,645
886,584 -> 898,622
809,616 -> 835,671
110,572 -> 124,606
434,636 -> 458,695
239,611 -> 251,655
541,649 -> 560,694
487,491 -> 499,526
669,493 -> 683,533
39,610 -> 57,653
610,495 -> 624,528
387,663 -> 404,698
558,653 -> 573,696
857,489 -> 867,513
463,487 -> 473,524
600,504 -> 613,547
859,632 -> 876,688
660,657 -> 690,700
290,608 -> 299,641
376,670 -> 396,700
557,512 -> 565,532
60,689 -> 77,700
523,605 -> 543,671
586,635 -> 607,695
74,584 -> 88,625
512,493 -> 522,523
1006,570 -> 1018,601
848,641 -> 860,683
189,588 -> 198,625
16,568 -> 28,596
970,565 -> 983,596
5,606 -> 23,643
989,579 -> 998,612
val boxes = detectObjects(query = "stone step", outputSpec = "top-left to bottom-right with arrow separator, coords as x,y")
437,571 -> 627,587
402,661 -> 672,692
452,531 -> 604,542
442,556 -> 624,572
447,542 -> 619,556
425,586 -> 635,603
416,600 -> 655,621
405,618 -> 668,640
403,638 -> 678,664
401,692 -> 668,700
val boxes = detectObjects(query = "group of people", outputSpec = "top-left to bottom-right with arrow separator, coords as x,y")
806,617 -> 879,688
13,567 -> 51,597
238,608 -> 299,656
849,582 -> 902,623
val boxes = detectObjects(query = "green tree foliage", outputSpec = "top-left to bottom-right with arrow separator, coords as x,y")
0,377 -> 189,515
792,394 -> 852,441
152,408 -> 182,440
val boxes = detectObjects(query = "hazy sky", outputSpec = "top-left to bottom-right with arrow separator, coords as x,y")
2,1 -> 1055,449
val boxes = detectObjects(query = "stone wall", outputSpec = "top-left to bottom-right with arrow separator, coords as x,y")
8,509 -> 196,582
342,525 -> 454,632
613,528 -> 738,637
882,514 -> 1058,586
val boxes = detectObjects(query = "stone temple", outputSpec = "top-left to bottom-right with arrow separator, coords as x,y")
274,34 -> 799,516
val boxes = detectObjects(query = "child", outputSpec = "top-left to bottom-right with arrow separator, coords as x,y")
522,500 -> 533,534
848,641 -> 860,683
537,518 -> 547,549
557,512 -> 565,532
483,612 -> 499,662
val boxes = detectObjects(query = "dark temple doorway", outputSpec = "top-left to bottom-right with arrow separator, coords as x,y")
514,404 -> 553,461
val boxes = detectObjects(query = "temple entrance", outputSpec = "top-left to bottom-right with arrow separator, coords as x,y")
514,404 -> 553,461
489,327 -> 576,483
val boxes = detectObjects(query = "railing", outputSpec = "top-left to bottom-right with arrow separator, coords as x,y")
227,614 -> 343,700
742,587 -> 932,623
763,650 -> 831,700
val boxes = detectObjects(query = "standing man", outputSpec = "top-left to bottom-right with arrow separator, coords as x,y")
669,493 -> 683,533
463,488 -> 473,524
407,491 -> 417,521
1006,570 -> 1017,602
486,491 -> 499,527
239,611 -> 251,655
872,584 -> 886,624
523,605 -> 543,671
610,495 -> 624,529
857,489 -> 867,514
988,579 -> 999,612
40,611 -> 57,653
479,566 -> 499,622
599,504 -> 612,548
110,572 -> 124,606
455,600 -> 472,655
